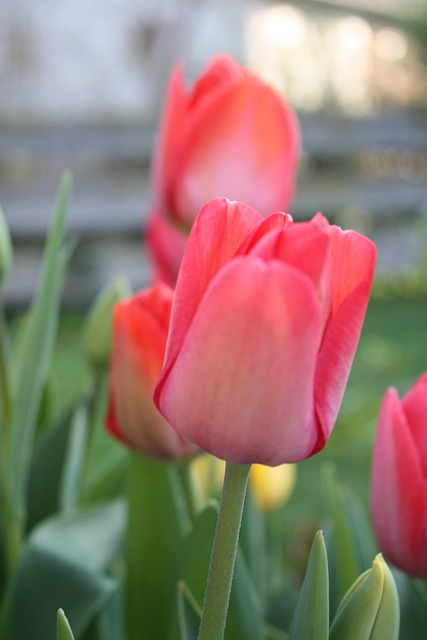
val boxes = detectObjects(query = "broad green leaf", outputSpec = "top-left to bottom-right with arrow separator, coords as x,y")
27,410 -> 73,529
184,503 -> 264,640
9,173 -> 72,530
321,463 -> 360,599
391,571 -> 427,640
82,375 -> 128,504
59,403 -> 88,512
95,586 -> 125,640
3,500 -> 124,640
57,609 -> 75,640
289,531 -> 329,640
266,586 -> 297,635
264,623 -> 289,639
126,455 -> 187,640
239,490 -> 267,605
177,581 -> 202,640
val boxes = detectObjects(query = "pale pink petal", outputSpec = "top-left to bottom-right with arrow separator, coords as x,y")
402,373 -> 427,476
313,227 -> 376,449
157,198 -> 263,385
371,388 -> 427,577
249,220 -> 332,314
106,285 -> 197,459
156,256 -> 322,465
188,54 -> 245,108
152,64 -> 188,209
170,79 -> 299,224
236,211 -> 292,255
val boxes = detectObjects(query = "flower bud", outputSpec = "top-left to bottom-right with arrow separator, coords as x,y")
83,277 -> 131,371
330,554 -> 399,640
106,283 -> 198,459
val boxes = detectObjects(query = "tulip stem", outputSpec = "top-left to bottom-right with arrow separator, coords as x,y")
198,461 -> 251,640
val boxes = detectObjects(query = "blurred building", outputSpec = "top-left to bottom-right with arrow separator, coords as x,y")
1,0 -> 427,306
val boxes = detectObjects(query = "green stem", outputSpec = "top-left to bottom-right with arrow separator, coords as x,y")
198,461 -> 251,640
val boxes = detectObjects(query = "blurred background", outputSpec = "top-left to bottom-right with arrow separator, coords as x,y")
2,2 -> 427,595
1,0 -> 427,307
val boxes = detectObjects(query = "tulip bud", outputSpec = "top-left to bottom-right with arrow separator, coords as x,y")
0,207 -> 13,284
148,54 -> 300,284
329,554 -> 400,640
371,374 -> 427,577
106,283 -> 198,459
83,277 -> 131,371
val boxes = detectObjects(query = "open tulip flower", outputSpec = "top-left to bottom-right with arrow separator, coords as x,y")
154,198 -> 376,466
106,282 -> 198,459
371,373 -> 427,578
148,54 -> 299,284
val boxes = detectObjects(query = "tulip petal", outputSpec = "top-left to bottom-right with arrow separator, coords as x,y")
189,54 -> 245,108
170,78 -> 299,224
159,198 -> 263,382
156,256 -> 322,465
314,228 -> 376,450
152,64 -> 188,209
249,220 -> 332,314
371,388 -> 427,577
106,285 -> 196,459
401,373 -> 427,475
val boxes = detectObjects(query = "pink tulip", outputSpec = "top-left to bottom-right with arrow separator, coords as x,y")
148,54 -> 299,284
371,374 -> 427,578
106,282 -> 198,459
154,198 -> 376,465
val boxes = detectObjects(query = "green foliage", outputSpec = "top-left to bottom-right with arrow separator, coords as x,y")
289,532 -> 329,640
9,173 -> 72,546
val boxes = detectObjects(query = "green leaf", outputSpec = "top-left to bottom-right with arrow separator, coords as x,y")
239,490 -> 267,605
321,464 -> 360,598
126,455 -> 187,640
27,409 -> 73,529
59,403 -> 88,512
82,375 -> 128,504
2,500 -> 124,640
57,609 -> 75,640
183,503 -> 264,640
0,206 -> 13,283
9,173 -> 72,532
289,531 -> 329,640
177,581 -> 202,640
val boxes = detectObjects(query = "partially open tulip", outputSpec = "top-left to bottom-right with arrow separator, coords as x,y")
148,54 -> 299,284
154,198 -> 376,465
106,283 -> 198,459
371,374 -> 427,578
